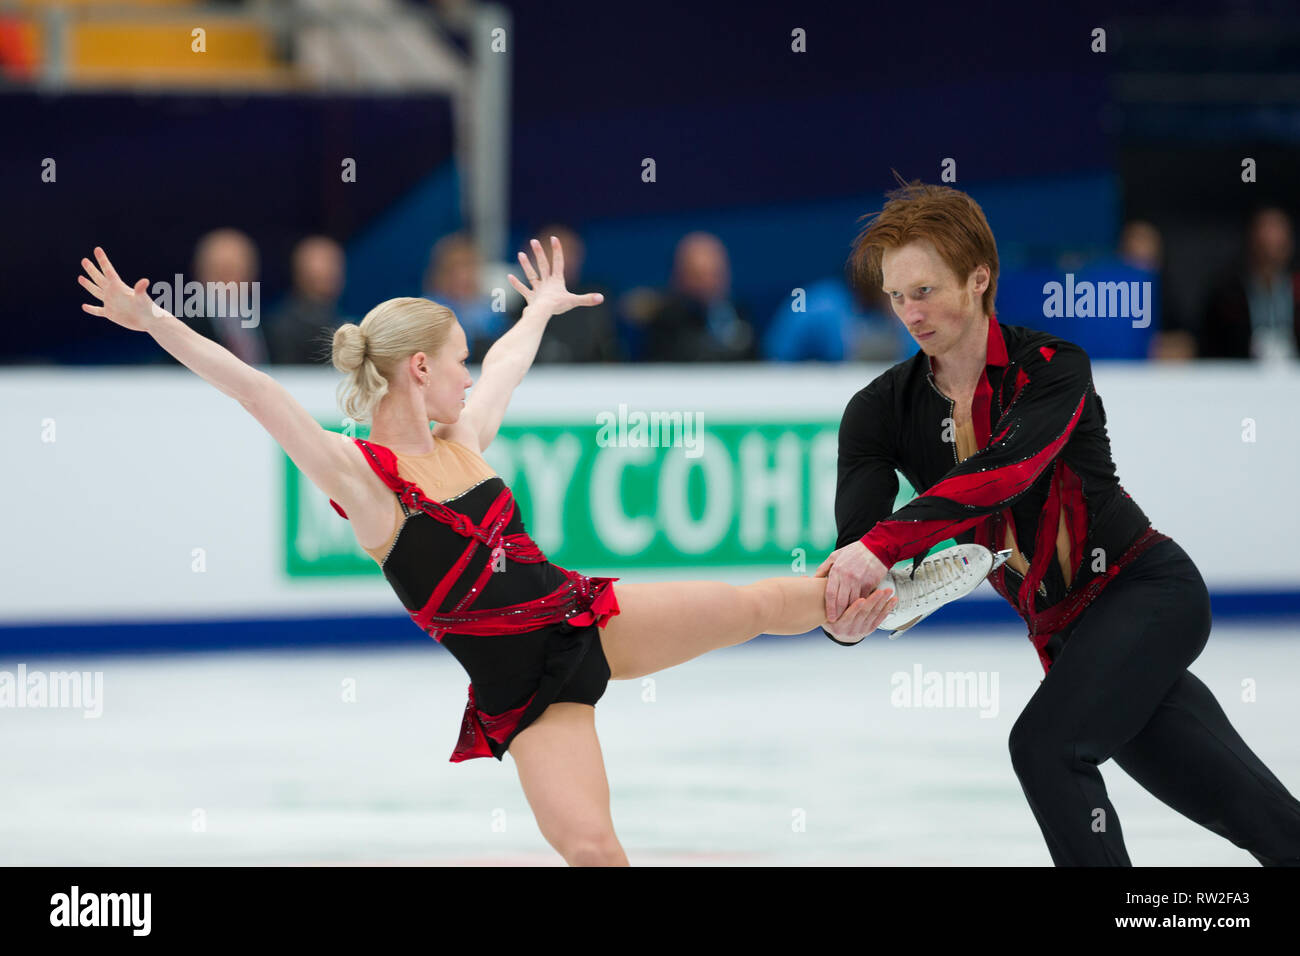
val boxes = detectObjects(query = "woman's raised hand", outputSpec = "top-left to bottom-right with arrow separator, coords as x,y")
78,247 -> 164,333
507,236 -> 604,316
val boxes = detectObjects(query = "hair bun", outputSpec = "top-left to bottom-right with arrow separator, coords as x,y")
332,323 -> 367,374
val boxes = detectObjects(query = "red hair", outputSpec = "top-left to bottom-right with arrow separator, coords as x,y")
849,174 -> 999,316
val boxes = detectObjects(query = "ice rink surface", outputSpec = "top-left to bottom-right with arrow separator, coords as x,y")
2,623 -> 1297,866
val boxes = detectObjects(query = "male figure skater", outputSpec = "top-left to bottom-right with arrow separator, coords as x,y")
818,179 -> 1300,866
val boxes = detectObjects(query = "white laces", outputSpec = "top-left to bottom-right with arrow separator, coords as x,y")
894,554 -> 964,604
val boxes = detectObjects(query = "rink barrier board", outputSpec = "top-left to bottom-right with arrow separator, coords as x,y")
1,592 -> 1297,658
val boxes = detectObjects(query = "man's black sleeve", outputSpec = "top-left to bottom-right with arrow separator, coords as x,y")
820,381 -> 901,645
832,382 -> 901,549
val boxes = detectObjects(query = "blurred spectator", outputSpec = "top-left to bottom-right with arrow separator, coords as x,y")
507,224 -> 621,362
1119,220 -> 1161,273
423,232 -> 502,360
1114,220 -> 1193,362
763,274 -> 907,362
183,228 -> 268,366
1200,207 -> 1300,361
613,286 -> 661,362
267,236 -> 353,365
643,232 -> 756,361
1056,223 -> 1161,361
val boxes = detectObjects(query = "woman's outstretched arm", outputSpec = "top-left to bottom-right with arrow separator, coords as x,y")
78,247 -> 372,511
436,236 -> 602,453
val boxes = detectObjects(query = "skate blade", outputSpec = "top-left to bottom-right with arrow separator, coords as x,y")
887,613 -> 928,640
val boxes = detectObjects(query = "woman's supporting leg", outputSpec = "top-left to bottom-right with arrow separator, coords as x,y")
598,576 -> 892,680
508,702 -> 629,866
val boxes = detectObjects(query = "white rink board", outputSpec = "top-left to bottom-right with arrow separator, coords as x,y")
0,362 -> 1297,625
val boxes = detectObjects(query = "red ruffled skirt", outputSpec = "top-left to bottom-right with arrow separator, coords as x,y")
448,576 -> 620,763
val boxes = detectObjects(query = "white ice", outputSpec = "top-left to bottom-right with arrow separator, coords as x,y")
1,624 -> 1296,866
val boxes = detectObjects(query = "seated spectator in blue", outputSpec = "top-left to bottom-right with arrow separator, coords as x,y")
1110,221 -> 1194,362
763,276 -> 912,362
644,232 -> 756,361
1024,224 -> 1161,361
267,236 -> 355,364
423,233 -> 502,360
1072,250 -> 1158,361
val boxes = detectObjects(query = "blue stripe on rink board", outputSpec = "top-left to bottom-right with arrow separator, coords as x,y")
1,592 -> 1298,658
0,614 -> 424,658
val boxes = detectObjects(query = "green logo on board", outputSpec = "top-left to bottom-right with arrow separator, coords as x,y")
283,421 -> 939,577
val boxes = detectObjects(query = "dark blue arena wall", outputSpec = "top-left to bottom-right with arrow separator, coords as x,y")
3,1 -> 1128,365
497,0 -> 1125,334
2,91 -> 458,364
9,0 -> 1298,365
499,0 -> 1123,225
5,74 -> 1127,365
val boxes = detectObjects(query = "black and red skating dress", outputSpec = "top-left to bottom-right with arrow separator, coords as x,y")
328,436 -> 620,763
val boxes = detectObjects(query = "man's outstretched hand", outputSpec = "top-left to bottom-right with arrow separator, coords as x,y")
816,541 -> 896,643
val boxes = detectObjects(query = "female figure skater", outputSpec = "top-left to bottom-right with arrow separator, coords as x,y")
78,239 -> 917,867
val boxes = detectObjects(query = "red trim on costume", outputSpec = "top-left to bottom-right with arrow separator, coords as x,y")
1058,461 -> 1088,584
329,437 -> 621,762
451,685 -> 539,763
448,585 -> 622,762
972,368 -> 995,449
1011,367 -> 1031,406
860,394 -> 1087,567
565,578 -> 622,627
987,526 -> 1170,674
925,313 -> 1010,379
1020,461 -> 1065,609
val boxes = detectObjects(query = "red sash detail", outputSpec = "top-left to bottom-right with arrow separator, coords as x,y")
451,684 -> 539,763
984,525 -> 1170,674
330,437 -> 622,762
565,577 -> 621,627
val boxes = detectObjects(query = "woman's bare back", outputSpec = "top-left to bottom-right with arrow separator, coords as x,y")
335,435 -> 500,556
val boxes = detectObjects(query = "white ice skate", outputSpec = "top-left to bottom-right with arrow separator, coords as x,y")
877,544 -> 1010,639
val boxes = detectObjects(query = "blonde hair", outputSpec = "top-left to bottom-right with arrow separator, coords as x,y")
331,297 -> 456,423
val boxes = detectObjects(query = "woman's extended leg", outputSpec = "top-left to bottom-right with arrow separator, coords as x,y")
598,576 -> 895,680
508,702 -> 628,866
